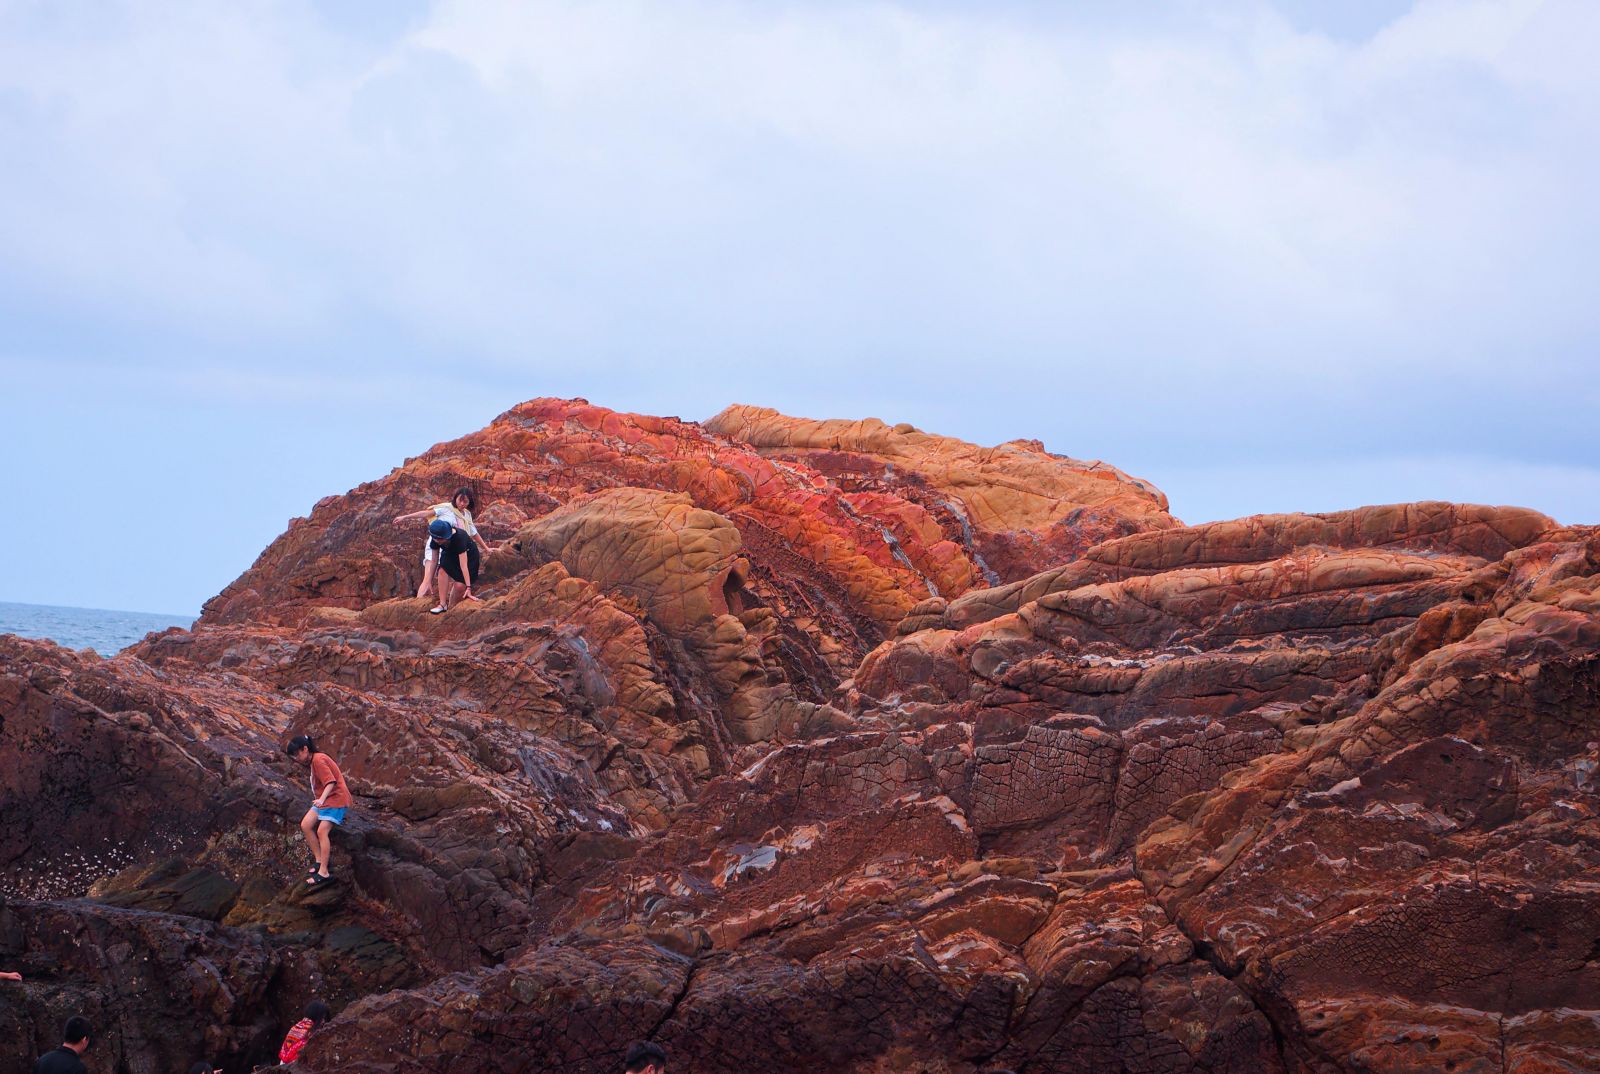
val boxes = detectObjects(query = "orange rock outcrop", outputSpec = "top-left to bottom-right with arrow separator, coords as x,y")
706,403 -> 1178,580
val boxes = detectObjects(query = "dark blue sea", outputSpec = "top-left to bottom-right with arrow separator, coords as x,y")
0,600 -> 195,655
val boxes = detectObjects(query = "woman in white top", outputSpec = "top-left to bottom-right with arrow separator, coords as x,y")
393,487 -> 496,603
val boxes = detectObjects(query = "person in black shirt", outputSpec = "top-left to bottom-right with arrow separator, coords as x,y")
428,521 -> 482,614
623,1041 -> 667,1074
34,1016 -> 91,1074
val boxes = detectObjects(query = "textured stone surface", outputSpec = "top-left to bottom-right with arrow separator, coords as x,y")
2,399 -> 1595,1073
704,404 -> 1178,582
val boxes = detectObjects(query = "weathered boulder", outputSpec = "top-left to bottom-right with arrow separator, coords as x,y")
1136,569 -> 1600,1072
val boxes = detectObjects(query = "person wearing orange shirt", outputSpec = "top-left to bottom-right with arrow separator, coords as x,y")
285,735 -> 352,886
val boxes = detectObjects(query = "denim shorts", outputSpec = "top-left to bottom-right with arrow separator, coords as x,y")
315,807 -> 347,825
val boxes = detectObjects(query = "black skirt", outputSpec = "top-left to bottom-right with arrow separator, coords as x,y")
438,541 -> 481,585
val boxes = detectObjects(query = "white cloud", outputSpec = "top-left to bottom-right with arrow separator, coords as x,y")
2,0 -> 1595,367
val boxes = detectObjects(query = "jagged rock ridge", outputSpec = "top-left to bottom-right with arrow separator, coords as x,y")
1,398 -> 1595,1074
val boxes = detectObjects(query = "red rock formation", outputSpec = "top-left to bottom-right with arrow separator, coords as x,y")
704,404 -> 1179,582
2,398 -> 1595,1074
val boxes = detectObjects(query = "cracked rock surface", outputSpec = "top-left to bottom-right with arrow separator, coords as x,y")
2,398 -> 1596,1073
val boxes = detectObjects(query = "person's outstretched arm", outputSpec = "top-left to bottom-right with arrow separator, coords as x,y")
0,970 -> 21,981
464,515 -> 496,555
393,509 -> 433,524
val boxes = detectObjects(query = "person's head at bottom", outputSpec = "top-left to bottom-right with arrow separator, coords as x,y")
62,1016 -> 92,1054
623,1041 -> 667,1074
185,1062 -> 221,1074
306,1000 -> 331,1026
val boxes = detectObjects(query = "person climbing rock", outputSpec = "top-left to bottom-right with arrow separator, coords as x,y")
286,735 -> 351,886
392,487 -> 495,602
278,1000 -> 331,1064
623,1041 -> 667,1074
427,518 -> 486,613
33,1016 -> 91,1074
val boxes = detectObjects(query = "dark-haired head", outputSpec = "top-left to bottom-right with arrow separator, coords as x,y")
624,1041 -> 667,1073
186,1062 -> 217,1074
451,486 -> 476,513
307,1000 -> 331,1025
285,735 -> 316,759
62,1015 -> 92,1046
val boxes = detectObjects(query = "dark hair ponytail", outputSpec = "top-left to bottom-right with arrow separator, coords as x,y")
285,734 -> 316,757
307,1000 -> 331,1025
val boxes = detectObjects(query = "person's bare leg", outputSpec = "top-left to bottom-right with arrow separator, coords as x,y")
442,575 -> 460,610
299,808 -> 318,862
418,558 -> 437,599
314,820 -> 333,878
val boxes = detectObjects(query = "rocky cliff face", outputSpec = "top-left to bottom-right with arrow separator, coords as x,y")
2,398 -> 1595,1074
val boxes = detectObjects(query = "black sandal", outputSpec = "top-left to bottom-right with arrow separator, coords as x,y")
305,872 -> 332,887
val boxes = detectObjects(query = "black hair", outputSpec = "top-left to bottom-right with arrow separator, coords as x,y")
306,1000 -> 331,1025
186,1063 -> 215,1074
285,735 -> 316,757
624,1041 -> 667,1072
451,486 -> 477,513
62,1016 -> 92,1045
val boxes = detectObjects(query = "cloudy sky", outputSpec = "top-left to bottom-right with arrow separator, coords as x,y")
4,0 -> 1597,615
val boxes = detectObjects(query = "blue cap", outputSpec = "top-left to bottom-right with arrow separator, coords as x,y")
428,519 -> 454,540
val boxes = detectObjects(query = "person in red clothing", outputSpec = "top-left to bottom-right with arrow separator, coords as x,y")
285,735 -> 352,886
278,1000 -> 330,1064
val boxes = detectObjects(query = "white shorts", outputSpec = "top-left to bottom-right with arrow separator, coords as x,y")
422,537 -> 440,567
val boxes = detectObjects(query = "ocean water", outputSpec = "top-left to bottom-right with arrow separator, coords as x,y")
0,600 -> 195,655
